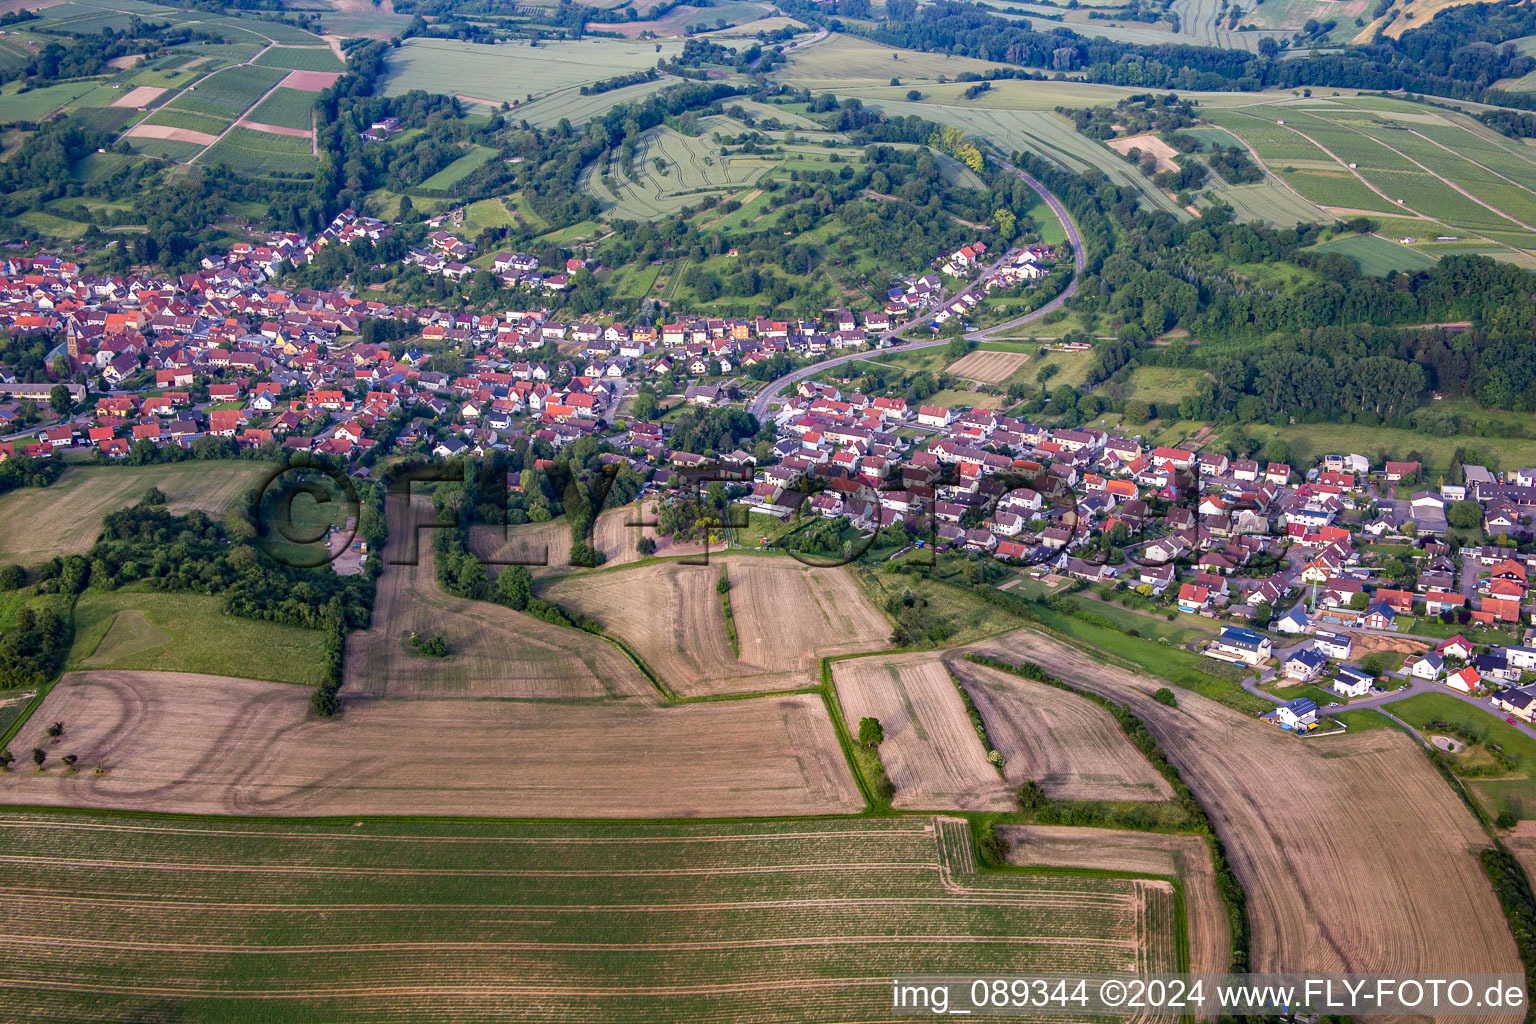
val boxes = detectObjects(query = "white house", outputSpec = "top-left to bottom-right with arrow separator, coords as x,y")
1209,626 -> 1273,667
1312,631 -> 1353,661
1274,698 -> 1318,729
1283,648 -> 1327,682
1445,666 -> 1482,693
1406,652 -> 1444,681
1332,667 -> 1374,698
1273,607 -> 1309,635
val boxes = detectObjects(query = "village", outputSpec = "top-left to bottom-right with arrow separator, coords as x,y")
3,205 -> 1536,744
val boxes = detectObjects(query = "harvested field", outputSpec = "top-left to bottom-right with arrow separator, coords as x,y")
947,348 -> 1030,383
109,84 -> 164,108
948,658 -> 1174,803
964,628 -> 1521,988
281,69 -> 341,91
467,502 -> 664,577
544,555 -> 892,695
0,813 -> 1174,1021
0,462 -> 268,562
124,122 -> 217,146
345,498 -> 651,700
0,671 -> 860,817
1002,825 -> 1230,975
1107,132 -> 1178,172
833,653 -> 1010,810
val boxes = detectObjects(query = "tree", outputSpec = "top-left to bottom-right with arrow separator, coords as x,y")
61,753 -> 78,771
496,564 -> 533,611
1448,500 -> 1483,530
48,383 -> 71,417
1153,687 -> 1177,707
637,536 -> 657,555
1016,779 -> 1049,811
716,571 -> 730,595
631,386 -> 660,421
0,564 -> 23,590
44,721 -> 63,740
0,748 -> 12,770
31,748 -> 45,770
857,716 -> 884,747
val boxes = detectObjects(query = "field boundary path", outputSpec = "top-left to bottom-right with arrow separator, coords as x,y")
746,162 -> 1084,420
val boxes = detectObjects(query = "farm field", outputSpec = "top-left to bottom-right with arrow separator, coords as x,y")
1204,175 -> 1328,225
1002,824 -> 1230,975
198,125 -> 317,174
776,33 -> 1010,90
581,118 -> 777,221
947,348 -> 1030,383
243,86 -> 316,131
0,462 -> 268,563
467,502 -> 687,577
964,628 -> 1521,984
595,0 -> 766,37
543,555 -> 892,696
252,45 -> 345,72
68,589 -> 331,688
832,653 -> 1012,810
0,813 -> 1177,1021
345,499 -> 652,700
381,37 -> 685,106
1310,233 -> 1437,274
508,75 -> 676,128
167,63 -> 285,121
141,105 -> 229,136
0,671 -> 861,817
1207,99 -> 1536,255
948,658 -> 1174,803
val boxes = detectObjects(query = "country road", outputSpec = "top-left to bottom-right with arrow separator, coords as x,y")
746,163 -> 1085,420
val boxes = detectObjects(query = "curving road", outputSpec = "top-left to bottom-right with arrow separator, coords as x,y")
746,162 -> 1085,421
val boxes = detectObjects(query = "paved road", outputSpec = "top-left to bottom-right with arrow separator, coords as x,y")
753,23 -> 827,70
746,164 -> 1085,421
1240,664 -> 1536,744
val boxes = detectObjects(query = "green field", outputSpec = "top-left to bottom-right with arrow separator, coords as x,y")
1390,692 -> 1536,820
142,106 -> 230,135
1208,98 -> 1536,253
0,462 -> 270,564
777,33 -> 1012,89
169,63 -> 286,120
0,79 -> 106,124
1238,419 -> 1536,478
199,125 -> 316,175
0,813 -> 1183,1021
581,117 -> 778,221
253,45 -> 345,72
418,144 -> 497,191
1127,365 -> 1207,405
382,37 -> 685,106
67,589 -> 331,687
1309,233 -> 1437,274
124,135 -> 205,161
244,87 -> 318,131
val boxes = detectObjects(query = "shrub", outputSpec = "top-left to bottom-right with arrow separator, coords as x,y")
1153,687 -> 1177,707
